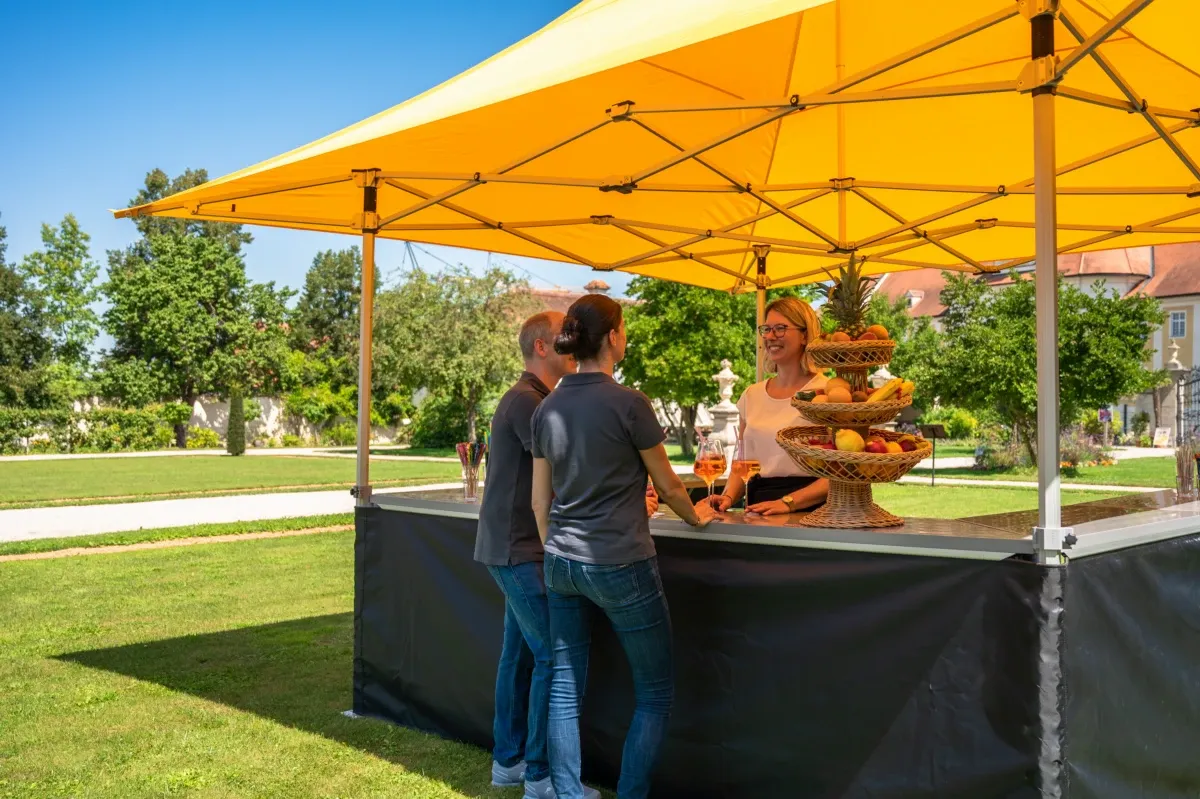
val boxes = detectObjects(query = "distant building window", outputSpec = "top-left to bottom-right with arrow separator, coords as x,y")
1170,311 -> 1186,340
905,289 -> 925,309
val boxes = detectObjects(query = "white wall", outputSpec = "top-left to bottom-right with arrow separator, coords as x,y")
189,395 -> 401,446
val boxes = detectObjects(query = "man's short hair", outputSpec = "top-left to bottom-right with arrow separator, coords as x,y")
519,312 -> 556,360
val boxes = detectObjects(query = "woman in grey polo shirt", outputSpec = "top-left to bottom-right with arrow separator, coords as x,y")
530,294 -> 715,799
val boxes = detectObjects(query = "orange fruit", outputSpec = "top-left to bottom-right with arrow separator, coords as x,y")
826,386 -> 853,404
830,331 -> 851,342
825,377 -> 852,393
885,441 -> 904,454
810,394 -> 829,403
866,324 -> 890,340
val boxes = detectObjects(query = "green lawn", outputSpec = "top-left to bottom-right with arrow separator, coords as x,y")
0,530 -> 552,799
873,483 -> 1122,518
0,456 -> 460,507
910,456 -> 1174,488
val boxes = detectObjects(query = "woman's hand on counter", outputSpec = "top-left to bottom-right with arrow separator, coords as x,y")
747,499 -> 791,516
690,502 -> 717,528
701,494 -> 734,513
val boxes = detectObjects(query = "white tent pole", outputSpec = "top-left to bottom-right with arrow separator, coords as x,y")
355,174 -> 379,507
1028,4 -> 1068,563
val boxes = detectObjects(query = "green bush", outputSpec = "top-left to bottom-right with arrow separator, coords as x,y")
322,421 -> 358,447
409,394 -> 469,449
186,427 -> 221,449
1061,428 -> 1103,469
281,433 -> 304,448
158,402 -> 193,428
284,382 -> 356,428
244,398 -> 263,423
1131,411 -> 1151,438
919,406 -> 978,440
227,388 -> 246,456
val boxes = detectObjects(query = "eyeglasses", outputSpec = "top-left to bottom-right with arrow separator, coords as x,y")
757,324 -> 806,337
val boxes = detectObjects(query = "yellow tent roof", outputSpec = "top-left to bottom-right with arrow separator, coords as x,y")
115,0 -> 1200,292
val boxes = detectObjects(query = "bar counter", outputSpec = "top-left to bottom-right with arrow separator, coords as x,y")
354,487 -> 1200,797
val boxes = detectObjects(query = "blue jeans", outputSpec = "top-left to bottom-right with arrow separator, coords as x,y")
488,561 -> 553,783
544,553 -> 674,799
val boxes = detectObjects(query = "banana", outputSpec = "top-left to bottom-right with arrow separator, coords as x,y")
866,378 -> 904,403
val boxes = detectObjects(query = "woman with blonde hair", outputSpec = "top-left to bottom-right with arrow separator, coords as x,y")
702,296 -> 829,515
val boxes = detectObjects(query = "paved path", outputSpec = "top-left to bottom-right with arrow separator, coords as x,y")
0,483 -> 460,544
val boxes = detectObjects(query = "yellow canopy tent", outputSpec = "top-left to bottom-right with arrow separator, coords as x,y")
116,0 -> 1200,558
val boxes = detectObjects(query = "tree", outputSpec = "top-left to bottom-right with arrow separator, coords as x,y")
226,386 -> 246,456
622,278 -> 758,459
864,292 -> 940,409
374,266 -> 537,442
922,271 -> 1164,461
291,248 -> 369,360
128,168 -> 252,254
0,220 -> 53,407
101,234 -> 292,446
18,214 -> 100,370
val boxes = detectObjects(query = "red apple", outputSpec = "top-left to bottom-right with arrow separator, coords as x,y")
899,440 -> 917,452
865,440 -> 888,454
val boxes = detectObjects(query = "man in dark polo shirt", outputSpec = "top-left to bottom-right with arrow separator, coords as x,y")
475,311 -> 579,798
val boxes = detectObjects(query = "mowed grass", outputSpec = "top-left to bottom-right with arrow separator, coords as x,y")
0,456 -> 460,506
910,456 -> 1174,488
873,483 -> 1123,518
0,530 -> 569,799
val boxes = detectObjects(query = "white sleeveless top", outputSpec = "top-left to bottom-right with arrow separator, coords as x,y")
736,374 -> 827,478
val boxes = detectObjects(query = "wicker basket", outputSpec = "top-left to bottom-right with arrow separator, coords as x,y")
776,425 -> 930,483
775,425 -> 931,528
791,395 -> 911,428
807,339 -> 896,369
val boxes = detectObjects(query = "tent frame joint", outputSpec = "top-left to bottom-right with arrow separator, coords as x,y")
831,177 -> 856,190
606,100 -> 636,121
1017,56 -> 1060,94
1018,0 -> 1059,21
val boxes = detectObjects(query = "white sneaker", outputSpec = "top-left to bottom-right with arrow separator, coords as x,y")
492,760 -> 527,787
523,776 -> 600,799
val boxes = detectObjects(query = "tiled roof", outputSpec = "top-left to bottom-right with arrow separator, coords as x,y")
1129,243 -> 1200,300
876,244 -> 1200,317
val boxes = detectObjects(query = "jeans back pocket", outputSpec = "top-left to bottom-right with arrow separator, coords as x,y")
580,563 -> 641,606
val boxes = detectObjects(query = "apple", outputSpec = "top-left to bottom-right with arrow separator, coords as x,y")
865,440 -> 888,454
899,439 -> 917,452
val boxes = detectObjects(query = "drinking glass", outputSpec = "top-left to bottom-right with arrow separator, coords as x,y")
730,428 -> 761,484
693,435 -> 727,502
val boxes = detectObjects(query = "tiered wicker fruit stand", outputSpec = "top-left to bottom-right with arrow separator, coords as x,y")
776,339 -> 931,528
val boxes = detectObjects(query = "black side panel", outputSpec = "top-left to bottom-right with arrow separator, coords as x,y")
355,507 -> 1046,798
1064,533 -> 1200,799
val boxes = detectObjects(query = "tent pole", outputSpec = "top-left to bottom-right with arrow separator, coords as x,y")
754,245 -> 770,382
1029,6 -> 1068,564
355,178 -> 379,507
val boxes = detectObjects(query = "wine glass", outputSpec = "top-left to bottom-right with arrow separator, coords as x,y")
693,434 -> 728,503
731,428 -> 761,484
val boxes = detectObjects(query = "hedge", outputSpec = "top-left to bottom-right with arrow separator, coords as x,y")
0,407 -> 180,455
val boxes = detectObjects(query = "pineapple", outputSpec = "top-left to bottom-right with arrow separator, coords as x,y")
825,256 -> 872,338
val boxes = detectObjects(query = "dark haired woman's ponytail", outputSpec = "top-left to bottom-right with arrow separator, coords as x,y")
555,294 -> 623,361
555,316 -> 583,355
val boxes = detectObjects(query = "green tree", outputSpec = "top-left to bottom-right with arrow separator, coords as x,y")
18,214 -> 100,370
622,278 -> 758,459
864,292 -> 940,409
923,271 -> 1164,461
101,234 -> 292,446
291,248 -> 373,377
0,220 -> 53,407
129,168 -> 252,253
374,266 -> 536,442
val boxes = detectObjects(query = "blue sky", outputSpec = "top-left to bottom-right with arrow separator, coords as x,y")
0,0 -> 632,301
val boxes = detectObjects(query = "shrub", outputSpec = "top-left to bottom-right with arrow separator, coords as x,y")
322,421 -> 358,447
227,388 -> 246,456
1061,427 -> 1103,469
1080,410 -> 1105,438
919,406 -> 978,440
186,427 -> 221,449
281,433 -> 304,448
158,402 -> 194,428
244,398 -> 263,423
409,393 -> 469,449
1131,411 -> 1151,437
974,441 -> 1027,471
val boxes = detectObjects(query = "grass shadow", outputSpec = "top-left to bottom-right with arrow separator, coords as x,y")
55,612 -> 510,799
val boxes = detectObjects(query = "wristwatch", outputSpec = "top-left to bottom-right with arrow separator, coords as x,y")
781,495 -> 796,509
